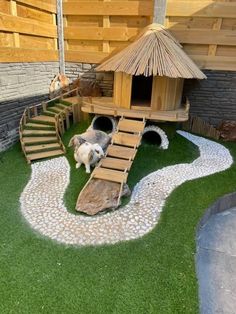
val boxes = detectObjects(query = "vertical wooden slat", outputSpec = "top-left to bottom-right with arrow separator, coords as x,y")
10,1 -> 20,47
103,0 -> 111,53
208,18 -> 223,56
121,73 -> 132,109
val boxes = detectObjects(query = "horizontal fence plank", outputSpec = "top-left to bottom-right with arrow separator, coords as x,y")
0,12 -> 57,38
63,1 -> 153,16
16,0 -> 56,13
191,55 -> 236,71
167,1 -> 236,19
65,50 -> 108,63
0,47 -> 58,62
65,50 -> 236,72
171,29 -> 236,46
64,26 -> 139,41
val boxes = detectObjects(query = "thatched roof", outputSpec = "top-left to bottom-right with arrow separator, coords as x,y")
96,24 -> 206,79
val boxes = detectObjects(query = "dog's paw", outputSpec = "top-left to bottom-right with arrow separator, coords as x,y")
76,163 -> 81,169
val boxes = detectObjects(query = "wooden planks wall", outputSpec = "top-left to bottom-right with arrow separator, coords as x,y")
0,0 -> 235,71
63,0 -> 153,64
165,0 -> 236,71
0,0 -> 58,62
63,0 -> 236,71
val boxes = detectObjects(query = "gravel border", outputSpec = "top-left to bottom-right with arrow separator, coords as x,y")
20,131 -> 233,246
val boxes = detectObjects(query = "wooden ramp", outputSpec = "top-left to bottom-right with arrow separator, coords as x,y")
76,117 -> 146,213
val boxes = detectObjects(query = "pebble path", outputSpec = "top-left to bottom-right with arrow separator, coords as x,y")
20,131 -> 233,246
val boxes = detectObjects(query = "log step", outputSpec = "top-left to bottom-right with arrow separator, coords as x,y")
31,115 -> 55,124
22,129 -> 56,136
47,107 -> 64,114
25,143 -> 61,153
100,157 -> 132,171
107,145 -> 137,160
24,123 -> 55,130
43,110 -> 56,117
23,136 -> 58,144
117,118 -> 145,133
92,168 -> 128,183
27,149 -> 64,161
112,132 -> 141,147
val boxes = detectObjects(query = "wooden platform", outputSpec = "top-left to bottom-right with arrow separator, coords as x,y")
82,97 -> 189,122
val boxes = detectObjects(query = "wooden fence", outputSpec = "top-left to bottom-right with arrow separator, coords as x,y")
63,0 -> 236,71
166,0 -> 236,71
0,0 -> 236,71
0,0 -> 58,62
63,0 -> 153,64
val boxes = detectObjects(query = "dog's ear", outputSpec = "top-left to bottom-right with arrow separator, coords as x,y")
68,135 -> 86,147
68,135 -> 79,147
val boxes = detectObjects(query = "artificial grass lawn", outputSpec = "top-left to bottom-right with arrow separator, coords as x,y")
0,122 -> 235,314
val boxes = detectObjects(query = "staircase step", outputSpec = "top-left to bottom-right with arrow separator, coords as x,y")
55,103 -> 69,110
92,167 -> 128,183
112,132 -> 141,147
63,97 -> 79,105
25,143 -> 61,153
100,157 -> 132,171
31,115 -> 55,125
23,129 -> 56,136
23,136 -> 58,145
24,123 -> 55,130
107,145 -> 137,160
43,110 -> 56,117
27,149 -> 64,161
46,107 -> 63,114
117,118 -> 145,133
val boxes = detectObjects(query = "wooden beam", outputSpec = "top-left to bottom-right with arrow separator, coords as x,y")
167,1 -> 236,19
10,1 -> 20,48
103,0 -> 111,53
64,26 -> 139,41
190,55 -> 236,71
63,1 -> 153,16
170,29 -> 236,46
0,47 -> 58,62
0,12 -> 57,38
65,50 -> 108,63
16,0 -> 57,13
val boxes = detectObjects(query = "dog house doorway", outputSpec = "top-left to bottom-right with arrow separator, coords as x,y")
131,75 -> 153,107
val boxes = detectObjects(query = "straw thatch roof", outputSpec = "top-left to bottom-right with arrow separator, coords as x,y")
96,24 -> 206,79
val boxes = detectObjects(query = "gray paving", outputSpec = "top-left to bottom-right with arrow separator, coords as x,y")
197,207 -> 236,314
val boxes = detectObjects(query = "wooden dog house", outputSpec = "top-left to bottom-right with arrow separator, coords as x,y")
82,24 -> 206,122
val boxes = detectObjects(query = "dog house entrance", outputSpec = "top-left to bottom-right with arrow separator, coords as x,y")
131,75 -> 153,107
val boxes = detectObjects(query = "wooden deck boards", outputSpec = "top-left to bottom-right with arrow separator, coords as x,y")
82,97 -> 189,122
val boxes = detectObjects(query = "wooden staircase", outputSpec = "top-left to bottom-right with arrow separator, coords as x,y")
78,117 -> 146,207
20,90 -> 80,163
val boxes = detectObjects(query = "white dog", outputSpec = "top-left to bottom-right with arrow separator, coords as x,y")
74,142 -> 104,173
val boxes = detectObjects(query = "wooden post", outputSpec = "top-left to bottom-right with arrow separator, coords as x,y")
153,0 -> 167,25
57,0 -> 65,74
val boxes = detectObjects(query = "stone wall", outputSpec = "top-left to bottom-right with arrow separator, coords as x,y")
183,70 -> 236,126
65,62 -> 113,97
0,62 -> 59,152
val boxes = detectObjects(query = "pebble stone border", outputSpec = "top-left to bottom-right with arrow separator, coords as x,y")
20,131 -> 233,246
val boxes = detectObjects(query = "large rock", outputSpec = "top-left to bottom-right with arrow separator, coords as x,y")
218,120 -> 236,142
76,179 -> 130,215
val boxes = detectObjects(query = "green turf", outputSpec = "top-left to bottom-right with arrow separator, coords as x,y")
0,122 -> 235,314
